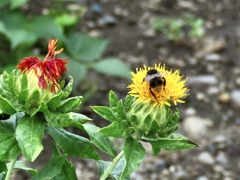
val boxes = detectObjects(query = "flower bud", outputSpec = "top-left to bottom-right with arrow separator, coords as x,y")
16,69 -> 56,108
128,100 -> 168,136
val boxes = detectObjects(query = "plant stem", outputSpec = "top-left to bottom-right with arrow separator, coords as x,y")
100,150 -> 124,180
5,157 -> 17,180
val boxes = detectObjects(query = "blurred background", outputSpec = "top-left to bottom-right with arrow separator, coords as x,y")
1,0 -> 240,179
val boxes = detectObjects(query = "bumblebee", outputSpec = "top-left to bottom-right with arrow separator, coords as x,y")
143,69 -> 167,100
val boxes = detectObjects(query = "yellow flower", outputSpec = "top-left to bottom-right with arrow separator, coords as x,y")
128,64 -> 189,107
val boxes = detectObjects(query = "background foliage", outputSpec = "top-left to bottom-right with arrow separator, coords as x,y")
0,0 -> 131,95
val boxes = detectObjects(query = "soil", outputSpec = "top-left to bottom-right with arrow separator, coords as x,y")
14,0 -> 240,179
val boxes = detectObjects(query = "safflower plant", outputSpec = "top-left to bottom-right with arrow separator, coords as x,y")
0,39 -> 197,180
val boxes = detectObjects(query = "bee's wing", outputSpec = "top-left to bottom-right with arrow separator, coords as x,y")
159,72 -> 168,77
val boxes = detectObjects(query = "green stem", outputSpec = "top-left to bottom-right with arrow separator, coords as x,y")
100,150 -> 124,180
5,157 -> 17,180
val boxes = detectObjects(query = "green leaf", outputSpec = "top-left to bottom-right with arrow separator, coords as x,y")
46,127 -> 100,160
18,89 -> 29,104
142,133 -> 198,155
0,10 -> 37,49
54,13 -> 78,27
116,100 -> 127,120
157,107 -> 180,137
99,121 -> 134,138
0,21 -> 6,33
0,96 -> 16,115
65,33 -> 109,61
7,29 -> 36,49
83,124 -> 115,158
16,115 -> 45,162
31,154 -> 66,180
97,160 -> 111,178
166,107 -> 179,128
0,116 -> 21,161
97,158 -> 130,180
51,145 -> 78,180
121,137 -> 146,178
109,90 -> 118,108
66,60 -> 87,92
28,90 -> 40,106
92,58 -> 131,79
28,102 -> 45,117
52,160 -> 78,180
0,0 -> 9,9
91,106 -> 119,122
3,23 -> 35,48
61,76 -> 73,99
47,92 -> 62,108
45,111 -> 91,127
29,15 -> 65,40
124,95 -> 134,111
7,69 -> 17,95
148,120 -> 160,135
0,161 -> 7,178
0,140 -> 18,161
56,96 -> 82,113
10,0 -> 29,9
8,161 -> 37,175
0,161 -> 7,173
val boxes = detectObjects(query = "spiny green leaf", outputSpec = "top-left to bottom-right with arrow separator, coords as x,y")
47,92 -> 63,108
45,111 -> 91,128
7,70 -> 18,95
83,124 -> 115,158
0,115 -> 16,133
0,96 -> 16,115
46,127 -> 100,160
56,96 -> 82,113
28,90 -> 40,108
0,134 -> 20,161
18,89 -> 29,104
166,107 -> 180,128
31,154 -> 66,180
9,161 -> 37,175
99,121 -> 134,138
109,90 -> 118,108
121,137 -> 146,178
51,145 -> 78,180
16,115 -> 45,162
61,76 -> 73,99
91,106 -> 119,122
0,116 -> 20,161
116,100 -> 127,120
52,160 -> 78,180
147,119 -> 160,135
28,102 -> 44,117
124,95 -> 134,111
142,133 -> 198,155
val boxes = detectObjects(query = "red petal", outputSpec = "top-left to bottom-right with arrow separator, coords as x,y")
38,75 -> 47,89
17,57 -> 42,72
